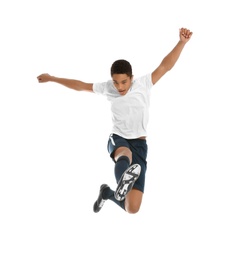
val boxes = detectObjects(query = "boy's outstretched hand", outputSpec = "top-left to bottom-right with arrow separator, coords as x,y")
37,73 -> 52,83
179,28 -> 193,43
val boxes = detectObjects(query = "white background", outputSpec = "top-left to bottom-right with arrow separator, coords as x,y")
0,0 -> 225,259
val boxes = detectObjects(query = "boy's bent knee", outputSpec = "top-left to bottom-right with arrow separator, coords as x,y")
114,146 -> 132,164
125,189 -> 143,214
125,201 -> 141,214
125,204 -> 140,214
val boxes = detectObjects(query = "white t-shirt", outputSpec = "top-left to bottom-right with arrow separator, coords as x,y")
93,74 -> 153,139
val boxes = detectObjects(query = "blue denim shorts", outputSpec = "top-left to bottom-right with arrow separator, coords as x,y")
107,134 -> 148,193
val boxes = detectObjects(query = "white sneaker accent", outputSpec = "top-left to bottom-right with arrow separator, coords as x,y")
99,199 -> 106,208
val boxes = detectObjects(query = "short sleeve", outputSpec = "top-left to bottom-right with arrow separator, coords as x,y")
139,73 -> 153,89
93,82 -> 108,95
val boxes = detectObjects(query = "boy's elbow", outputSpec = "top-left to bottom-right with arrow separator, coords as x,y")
161,62 -> 173,72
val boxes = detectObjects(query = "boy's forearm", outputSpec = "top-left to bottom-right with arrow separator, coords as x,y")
161,40 -> 186,71
50,76 -> 87,91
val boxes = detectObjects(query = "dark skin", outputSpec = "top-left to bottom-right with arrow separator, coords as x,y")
37,28 -> 192,213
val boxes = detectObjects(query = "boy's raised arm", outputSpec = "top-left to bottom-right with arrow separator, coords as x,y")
151,27 -> 193,85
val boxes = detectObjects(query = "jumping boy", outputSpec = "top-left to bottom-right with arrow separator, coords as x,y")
37,27 -> 193,214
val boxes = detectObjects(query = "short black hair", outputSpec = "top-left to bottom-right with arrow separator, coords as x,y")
110,59 -> 132,77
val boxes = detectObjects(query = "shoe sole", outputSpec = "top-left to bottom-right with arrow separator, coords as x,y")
114,164 -> 141,201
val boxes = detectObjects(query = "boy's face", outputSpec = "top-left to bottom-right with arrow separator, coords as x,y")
112,74 -> 133,96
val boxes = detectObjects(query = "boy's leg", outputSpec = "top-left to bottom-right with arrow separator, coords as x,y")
93,147 -> 131,213
113,147 -> 143,213
113,142 -> 147,213
93,147 -> 137,213
93,135 -> 144,213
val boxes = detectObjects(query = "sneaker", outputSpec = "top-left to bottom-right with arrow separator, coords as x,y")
114,164 -> 141,201
93,184 -> 109,213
